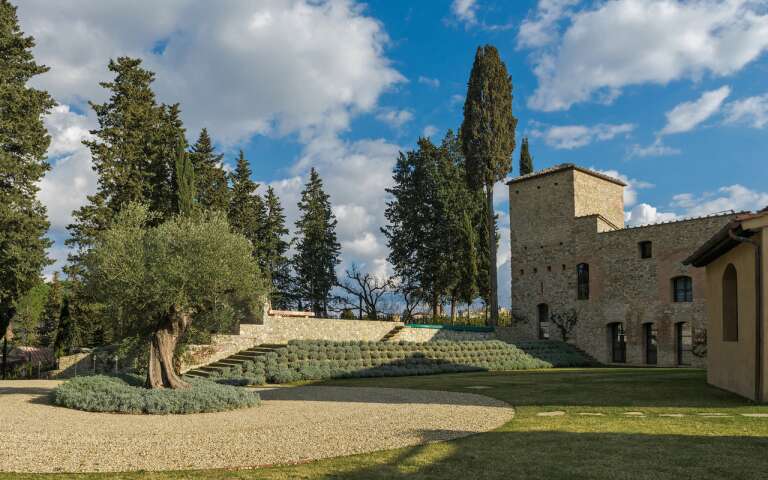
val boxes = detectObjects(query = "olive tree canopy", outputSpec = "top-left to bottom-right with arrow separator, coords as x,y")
84,203 -> 266,388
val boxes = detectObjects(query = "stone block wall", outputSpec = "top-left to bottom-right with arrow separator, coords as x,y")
396,326 -> 496,342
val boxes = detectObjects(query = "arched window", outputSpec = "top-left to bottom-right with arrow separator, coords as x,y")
644,323 -> 657,365
676,322 -> 692,365
608,322 -> 626,363
672,276 -> 693,302
722,264 -> 739,342
577,263 -> 590,300
537,303 -> 550,340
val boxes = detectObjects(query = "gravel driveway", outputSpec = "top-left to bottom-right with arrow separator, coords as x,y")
0,380 -> 513,473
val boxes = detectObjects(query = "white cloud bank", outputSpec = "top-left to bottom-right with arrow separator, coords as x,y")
529,121 -> 635,149
519,0 -> 768,111
724,93 -> 768,128
660,86 -> 731,135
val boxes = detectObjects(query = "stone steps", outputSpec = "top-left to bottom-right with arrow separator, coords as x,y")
184,343 -> 286,378
381,325 -> 405,342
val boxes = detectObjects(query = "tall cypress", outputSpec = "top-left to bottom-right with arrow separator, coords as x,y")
0,0 -> 54,377
460,45 -> 517,325
519,137 -> 533,176
38,272 -> 63,348
174,139 -> 195,216
261,187 -> 292,309
189,129 -> 229,212
228,150 -> 265,253
53,297 -> 75,358
294,168 -> 341,317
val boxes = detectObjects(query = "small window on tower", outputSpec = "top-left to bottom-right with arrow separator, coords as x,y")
639,241 -> 653,259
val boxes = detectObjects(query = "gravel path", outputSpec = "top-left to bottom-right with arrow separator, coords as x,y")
0,380 -> 513,473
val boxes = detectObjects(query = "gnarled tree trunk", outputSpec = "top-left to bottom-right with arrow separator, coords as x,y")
146,305 -> 191,389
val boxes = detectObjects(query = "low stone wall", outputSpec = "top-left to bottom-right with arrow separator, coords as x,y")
239,315 -> 401,344
181,334 -> 260,373
396,326 -> 496,342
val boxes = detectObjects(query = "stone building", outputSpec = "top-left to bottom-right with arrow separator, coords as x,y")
506,164 -> 737,367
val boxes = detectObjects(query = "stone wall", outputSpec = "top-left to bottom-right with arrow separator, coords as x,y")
396,326 -> 496,342
508,164 -> 735,367
240,315 -> 401,344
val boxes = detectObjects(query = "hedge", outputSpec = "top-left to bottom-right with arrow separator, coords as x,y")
53,374 -> 261,414
209,339 -> 592,384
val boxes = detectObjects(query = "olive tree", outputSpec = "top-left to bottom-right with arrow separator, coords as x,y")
84,203 -> 265,389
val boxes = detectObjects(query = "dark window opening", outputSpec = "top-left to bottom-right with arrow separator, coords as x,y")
547,266 -> 552,272
639,241 -> 653,259
609,322 -> 626,363
577,263 -> 590,300
672,276 -> 693,302
538,304 -> 549,340
723,264 -> 739,342
644,323 -> 658,365
520,269 -> 524,275
676,322 -> 692,365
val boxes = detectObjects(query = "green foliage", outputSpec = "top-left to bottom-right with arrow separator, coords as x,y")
11,281 -> 48,346
293,168 -> 341,316
53,297 -> 76,357
519,137 -> 533,176
460,44 -> 517,324
174,138 -> 195,216
38,272 -> 62,347
189,128 -> 229,212
261,186 -> 292,309
340,308 -> 357,320
212,340 -> 594,385
83,203 -> 266,342
228,150 -> 265,254
0,0 -> 54,352
53,374 -> 260,414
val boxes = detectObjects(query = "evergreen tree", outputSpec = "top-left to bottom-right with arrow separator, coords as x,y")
261,187 -> 292,309
228,150 -> 265,253
67,57 -> 185,259
0,0 -> 55,377
38,272 -> 63,347
53,297 -> 75,358
460,45 -> 517,325
174,138 -> 195,216
189,128 -> 229,212
519,137 -> 533,176
293,168 -> 341,316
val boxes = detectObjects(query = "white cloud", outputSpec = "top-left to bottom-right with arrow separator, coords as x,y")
517,0 -> 579,49
18,0 -> 404,144
451,0 -> 479,26
422,125 -> 439,138
674,184 -> 768,217
625,203 -> 678,225
592,168 -> 653,208
660,86 -> 731,134
724,93 -> 768,128
523,0 -> 768,111
417,76 -> 440,88
529,121 -> 635,149
376,109 -> 414,129
629,138 -> 682,158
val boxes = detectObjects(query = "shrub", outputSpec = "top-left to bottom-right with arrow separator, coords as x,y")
53,375 -> 261,414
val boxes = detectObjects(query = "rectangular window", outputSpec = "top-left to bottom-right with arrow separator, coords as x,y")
577,263 -> 589,300
676,322 -> 692,366
672,276 -> 693,302
639,241 -> 653,259
644,323 -> 658,365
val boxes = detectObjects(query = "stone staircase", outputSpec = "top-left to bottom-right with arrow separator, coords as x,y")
184,344 -> 286,379
381,325 -> 405,342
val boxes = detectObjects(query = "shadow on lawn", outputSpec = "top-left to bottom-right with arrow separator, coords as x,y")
297,429 -> 768,480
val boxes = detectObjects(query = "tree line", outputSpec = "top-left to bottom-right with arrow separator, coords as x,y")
1,0 -> 533,381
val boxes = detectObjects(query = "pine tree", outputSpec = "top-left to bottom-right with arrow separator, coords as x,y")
519,137 -> 533,176
293,168 -> 341,316
174,138 -> 195,216
53,297 -> 75,358
228,150 -> 265,254
261,187 -> 292,309
189,128 -> 229,212
460,45 -> 517,325
0,0 -> 55,377
38,272 -> 63,347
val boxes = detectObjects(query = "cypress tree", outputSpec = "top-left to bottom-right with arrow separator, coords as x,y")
0,0 -> 55,377
460,45 -> 518,325
189,128 -> 229,212
261,187 -> 292,309
293,168 -> 341,317
38,272 -> 63,347
53,297 -> 75,358
228,150 -> 265,253
519,137 -> 533,176
174,138 -> 195,216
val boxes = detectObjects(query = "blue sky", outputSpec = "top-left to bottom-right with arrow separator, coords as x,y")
20,0 -> 768,305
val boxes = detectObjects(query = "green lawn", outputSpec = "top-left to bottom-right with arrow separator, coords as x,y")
8,368 -> 768,479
